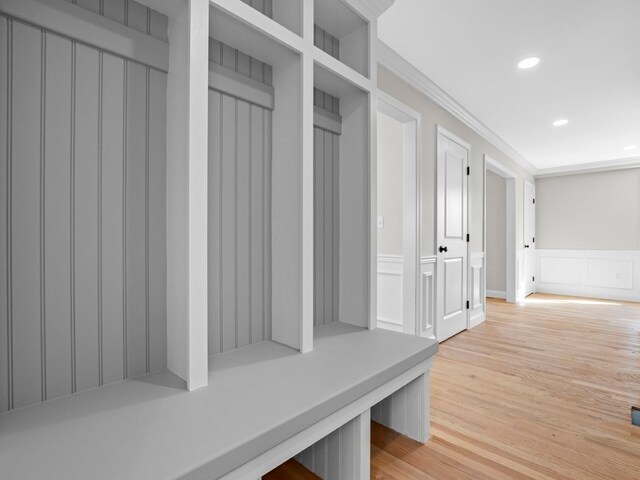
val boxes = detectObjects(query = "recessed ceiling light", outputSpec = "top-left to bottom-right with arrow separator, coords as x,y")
552,119 -> 569,126
518,57 -> 540,69
623,145 -> 637,151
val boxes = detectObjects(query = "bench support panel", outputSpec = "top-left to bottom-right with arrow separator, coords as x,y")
371,370 -> 430,443
295,409 -> 370,480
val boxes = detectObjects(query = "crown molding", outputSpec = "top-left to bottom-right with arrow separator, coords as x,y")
377,41 -> 538,175
345,0 -> 395,19
535,156 -> 640,178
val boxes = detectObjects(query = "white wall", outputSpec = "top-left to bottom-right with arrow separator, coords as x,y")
486,171 -> 506,293
536,169 -> 640,250
376,111 -> 404,256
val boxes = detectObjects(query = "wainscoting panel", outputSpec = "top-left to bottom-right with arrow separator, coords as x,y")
419,257 -> 436,338
536,250 -> 640,302
0,13 -> 167,412
469,252 -> 485,328
516,249 -> 525,301
377,255 -> 403,332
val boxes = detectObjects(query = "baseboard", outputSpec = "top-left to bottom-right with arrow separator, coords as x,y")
469,312 -> 485,329
486,290 -> 506,299
535,286 -> 640,303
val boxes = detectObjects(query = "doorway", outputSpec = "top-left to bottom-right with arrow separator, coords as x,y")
376,92 -> 422,336
484,155 -> 517,303
523,180 -> 536,298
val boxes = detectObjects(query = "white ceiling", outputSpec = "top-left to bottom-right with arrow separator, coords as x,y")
378,0 -> 640,171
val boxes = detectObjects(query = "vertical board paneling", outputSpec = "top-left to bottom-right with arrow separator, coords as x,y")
73,43 -> 100,393
126,0 -> 149,36
125,60 -> 147,378
297,413 -> 372,479
332,133 -> 340,323
313,121 -> 340,327
263,108 -> 272,340
236,99 -> 251,348
0,16 -> 167,411
10,21 -> 42,409
249,105 -> 264,344
43,32 -> 73,400
147,68 -> 166,372
103,0 -> 126,25
323,131 -> 334,325
313,129 -> 324,327
221,94 -> 237,351
100,52 -> 125,384
208,91 -> 222,355
208,80 -> 272,353
0,16 -> 9,413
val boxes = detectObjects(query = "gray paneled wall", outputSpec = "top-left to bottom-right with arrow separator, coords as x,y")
314,25 -> 340,60
208,41 -> 273,355
62,0 -> 168,41
314,89 -> 340,327
209,38 -> 273,86
0,15 -> 167,413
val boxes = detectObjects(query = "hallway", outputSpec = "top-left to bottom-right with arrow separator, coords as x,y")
267,295 -> 640,479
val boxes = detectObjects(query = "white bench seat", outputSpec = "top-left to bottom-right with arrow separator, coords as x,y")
0,322 -> 438,479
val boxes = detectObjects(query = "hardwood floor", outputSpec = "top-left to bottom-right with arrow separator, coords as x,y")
264,294 -> 640,479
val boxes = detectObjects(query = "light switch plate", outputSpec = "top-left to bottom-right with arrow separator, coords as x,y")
377,216 -> 384,228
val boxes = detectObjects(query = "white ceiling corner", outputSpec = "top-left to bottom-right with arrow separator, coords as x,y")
377,0 -> 640,174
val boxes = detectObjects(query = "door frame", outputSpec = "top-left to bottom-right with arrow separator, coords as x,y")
484,155 -> 517,303
523,179 -> 536,297
436,126 -> 470,340
377,91 -> 422,336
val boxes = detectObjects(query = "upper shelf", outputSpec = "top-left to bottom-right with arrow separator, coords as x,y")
0,323 -> 438,479
314,0 -> 370,78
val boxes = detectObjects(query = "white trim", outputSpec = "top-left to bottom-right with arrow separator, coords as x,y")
486,290 -> 506,299
535,156 -> 640,178
437,125 -> 471,150
421,256 -> 437,264
378,41 -> 537,174
484,155 -> 517,303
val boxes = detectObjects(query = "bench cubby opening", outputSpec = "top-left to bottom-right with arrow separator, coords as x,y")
208,1 -> 306,354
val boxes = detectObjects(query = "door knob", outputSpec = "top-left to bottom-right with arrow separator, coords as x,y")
439,246 -> 448,253
524,244 -> 530,248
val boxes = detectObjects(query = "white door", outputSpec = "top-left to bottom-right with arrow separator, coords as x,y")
436,128 -> 469,342
523,181 -> 536,297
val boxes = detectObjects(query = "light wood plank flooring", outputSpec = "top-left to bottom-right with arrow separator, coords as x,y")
265,294 -> 640,479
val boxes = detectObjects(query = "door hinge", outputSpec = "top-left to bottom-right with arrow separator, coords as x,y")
533,276 -> 535,282
533,198 -> 536,204
467,233 -> 470,242
467,166 -> 470,175
533,237 -> 535,243
466,300 -> 470,310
